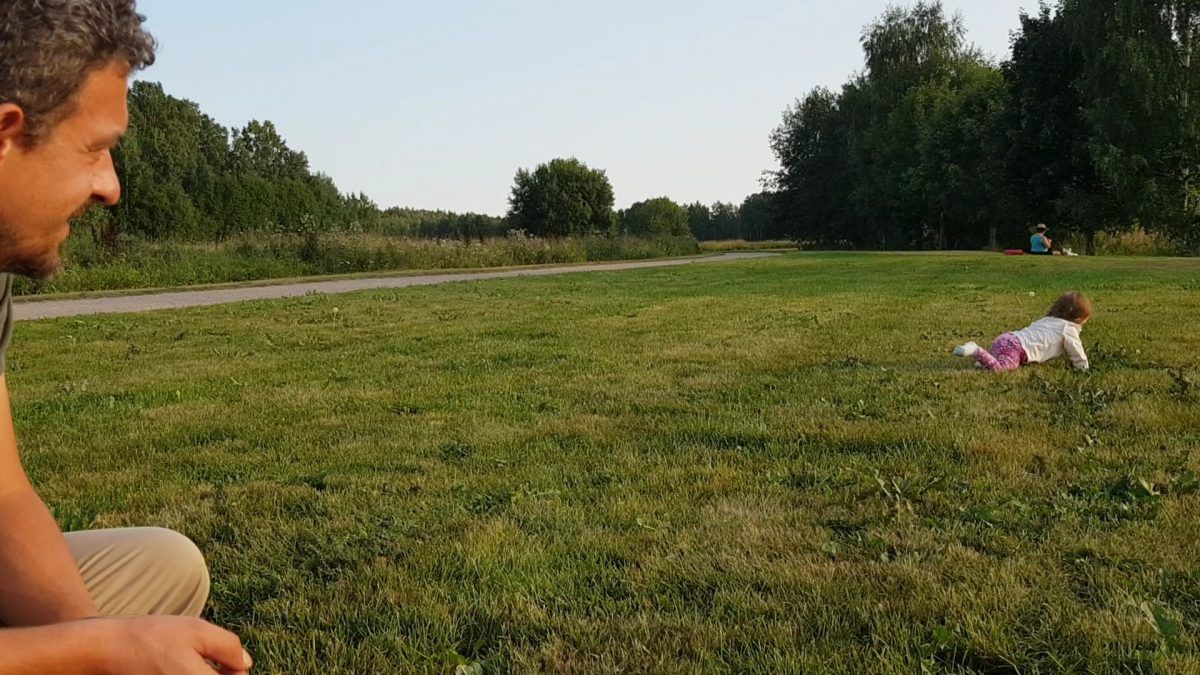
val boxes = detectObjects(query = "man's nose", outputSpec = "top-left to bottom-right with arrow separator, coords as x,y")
93,150 -> 121,206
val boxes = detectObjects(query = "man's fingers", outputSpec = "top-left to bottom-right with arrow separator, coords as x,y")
193,621 -> 252,671
185,655 -> 236,675
207,658 -> 251,675
204,657 -> 250,675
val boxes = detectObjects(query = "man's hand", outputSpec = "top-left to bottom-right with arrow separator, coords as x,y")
97,616 -> 252,675
0,616 -> 251,675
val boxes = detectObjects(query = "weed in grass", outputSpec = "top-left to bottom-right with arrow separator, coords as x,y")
1170,369 -> 1195,401
1035,376 -> 1128,426
52,505 -> 98,533
439,441 -> 476,463
1143,602 -> 1183,652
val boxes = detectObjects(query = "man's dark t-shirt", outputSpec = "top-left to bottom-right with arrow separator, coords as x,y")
0,274 -> 12,374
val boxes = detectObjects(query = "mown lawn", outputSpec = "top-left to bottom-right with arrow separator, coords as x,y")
8,252 -> 1200,673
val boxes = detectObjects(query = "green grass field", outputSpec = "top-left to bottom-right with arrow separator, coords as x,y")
8,253 -> 1200,673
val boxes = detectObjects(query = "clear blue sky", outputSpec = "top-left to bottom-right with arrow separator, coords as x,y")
136,0 -> 1036,215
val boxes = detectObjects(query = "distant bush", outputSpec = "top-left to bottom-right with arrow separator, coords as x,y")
1095,229 -> 1181,257
1054,228 -> 1180,256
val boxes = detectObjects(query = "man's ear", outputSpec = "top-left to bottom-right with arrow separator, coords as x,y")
0,104 -> 27,162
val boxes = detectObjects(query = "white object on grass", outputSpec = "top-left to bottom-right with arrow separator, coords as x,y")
953,342 -> 980,357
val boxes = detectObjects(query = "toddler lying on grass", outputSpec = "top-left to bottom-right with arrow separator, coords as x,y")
953,291 -> 1092,372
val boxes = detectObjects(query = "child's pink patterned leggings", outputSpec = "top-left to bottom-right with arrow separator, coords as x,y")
977,333 -> 1028,372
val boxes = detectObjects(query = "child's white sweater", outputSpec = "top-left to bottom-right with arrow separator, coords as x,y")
1013,317 -> 1089,371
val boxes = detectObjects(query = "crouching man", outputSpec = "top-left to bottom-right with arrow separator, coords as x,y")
0,2 -> 251,672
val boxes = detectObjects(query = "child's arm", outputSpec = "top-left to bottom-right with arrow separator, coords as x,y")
1063,324 -> 1089,371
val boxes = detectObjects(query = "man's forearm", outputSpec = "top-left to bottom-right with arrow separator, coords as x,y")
0,621 -> 108,674
0,488 -> 96,625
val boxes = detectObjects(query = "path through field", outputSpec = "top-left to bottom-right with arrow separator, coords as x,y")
13,252 -> 779,320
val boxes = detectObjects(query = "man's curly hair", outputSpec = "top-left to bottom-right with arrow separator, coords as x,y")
0,0 -> 156,145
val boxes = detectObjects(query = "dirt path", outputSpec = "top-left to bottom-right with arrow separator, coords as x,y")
13,252 -> 780,321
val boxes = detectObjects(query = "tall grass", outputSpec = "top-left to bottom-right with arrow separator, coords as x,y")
699,239 -> 795,252
1052,228 -> 1181,256
1094,228 -> 1182,256
14,233 -> 700,296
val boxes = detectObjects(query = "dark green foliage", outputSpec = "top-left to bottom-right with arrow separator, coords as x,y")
687,200 -> 775,241
1004,6 -> 1105,253
771,2 -> 1009,250
685,202 -> 713,239
1064,0 -> 1200,252
67,84 -> 709,288
506,158 -> 616,237
619,197 -> 690,236
107,82 -> 379,246
100,84 -> 775,252
738,192 -> 785,241
770,88 -> 853,246
770,0 -> 1199,254
377,208 -> 508,240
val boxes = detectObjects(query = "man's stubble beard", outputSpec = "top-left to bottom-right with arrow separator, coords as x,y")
0,221 -> 70,280
0,240 -> 64,280
0,200 -> 102,279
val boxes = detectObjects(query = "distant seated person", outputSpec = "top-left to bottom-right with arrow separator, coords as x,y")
1029,223 -> 1059,256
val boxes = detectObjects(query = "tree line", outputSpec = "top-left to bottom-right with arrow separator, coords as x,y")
769,0 -> 1200,254
504,158 -> 785,241
90,81 -> 381,247
99,85 -> 778,247
104,1 -> 1198,254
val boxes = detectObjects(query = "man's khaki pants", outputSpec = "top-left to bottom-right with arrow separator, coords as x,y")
65,527 -> 210,617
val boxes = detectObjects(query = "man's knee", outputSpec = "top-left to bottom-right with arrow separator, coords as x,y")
71,526 -> 211,618
140,528 -> 211,617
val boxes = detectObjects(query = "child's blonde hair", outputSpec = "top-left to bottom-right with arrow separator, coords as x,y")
1047,291 -> 1093,324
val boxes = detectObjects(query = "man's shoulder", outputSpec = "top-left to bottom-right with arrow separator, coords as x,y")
0,274 -> 11,375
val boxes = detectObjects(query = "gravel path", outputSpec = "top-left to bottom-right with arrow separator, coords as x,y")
14,252 -> 780,321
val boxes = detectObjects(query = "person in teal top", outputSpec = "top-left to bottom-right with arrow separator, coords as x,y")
1030,223 -> 1055,255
